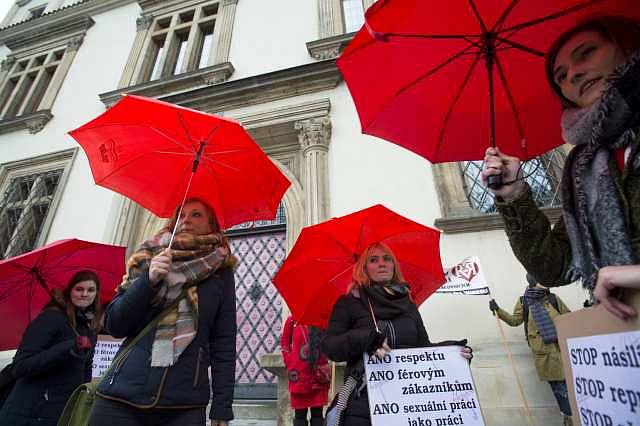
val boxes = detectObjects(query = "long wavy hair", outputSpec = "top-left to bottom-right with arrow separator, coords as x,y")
306,326 -> 325,370
348,242 -> 405,293
48,270 -> 103,331
545,16 -> 640,108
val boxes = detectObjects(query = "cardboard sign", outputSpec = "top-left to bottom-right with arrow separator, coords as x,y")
364,346 -> 485,426
438,257 -> 489,295
92,334 -> 123,378
555,291 -> 640,426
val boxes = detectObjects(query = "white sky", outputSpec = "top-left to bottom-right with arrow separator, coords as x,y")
0,1 -> 12,24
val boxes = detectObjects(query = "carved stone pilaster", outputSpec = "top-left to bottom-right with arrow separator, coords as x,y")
136,14 -> 154,31
200,62 -> 235,85
1,57 -> 16,72
67,35 -> 84,52
318,0 -> 343,39
295,117 -> 331,225
24,110 -> 53,134
212,0 -> 238,65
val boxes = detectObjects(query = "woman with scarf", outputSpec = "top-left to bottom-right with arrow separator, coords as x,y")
481,16 -> 640,320
89,198 -> 237,426
280,316 -> 330,426
322,242 -> 472,426
489,274 -> 572,425
0,270 -> 101,426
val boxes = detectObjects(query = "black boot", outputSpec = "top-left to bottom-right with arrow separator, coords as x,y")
293,419 -> 309,426
310,417 -> 324,426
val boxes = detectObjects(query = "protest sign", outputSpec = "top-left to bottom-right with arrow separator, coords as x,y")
364,346 -> 485,426
92,334 -> 123,378
438,256 -> 489,295
556,291 -> 640,426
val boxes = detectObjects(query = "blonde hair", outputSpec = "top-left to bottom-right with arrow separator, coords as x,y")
348,242 -> 405,293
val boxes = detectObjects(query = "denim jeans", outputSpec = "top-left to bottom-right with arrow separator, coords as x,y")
548,380 -> 572,416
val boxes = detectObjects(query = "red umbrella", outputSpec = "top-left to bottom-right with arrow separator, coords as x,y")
0,239 -> 126,350
273,204 -> 445,328
338,1 -> 639,169
68,95 -> 290,230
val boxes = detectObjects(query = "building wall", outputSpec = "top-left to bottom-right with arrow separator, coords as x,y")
0,1 -> 589,424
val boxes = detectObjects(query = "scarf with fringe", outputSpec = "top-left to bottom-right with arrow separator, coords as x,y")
559,50 -> 640,292
119,230 -> 235,367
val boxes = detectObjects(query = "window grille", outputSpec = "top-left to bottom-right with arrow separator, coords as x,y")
227,203 -> 286,233
462,149 -> 566,214
0,169 -> 62,259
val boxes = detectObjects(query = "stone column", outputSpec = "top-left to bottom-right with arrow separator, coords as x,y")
0,57 -> 16,95
211,0 -> 238,65
318,0 -> 344,39
120,14 -> 154,87
295,117 -> 331,226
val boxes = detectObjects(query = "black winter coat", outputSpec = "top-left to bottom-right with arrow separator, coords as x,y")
0,307 -> 96,426
96,266 -> 237,421
323,290 -> 460,426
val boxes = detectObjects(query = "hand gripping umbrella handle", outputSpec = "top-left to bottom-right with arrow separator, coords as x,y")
487,174 -> 503,189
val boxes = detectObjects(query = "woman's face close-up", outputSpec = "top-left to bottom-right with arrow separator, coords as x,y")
366,247 -> 395,283
70,280 -> 97,309
553,30 -> 625,108
177,201 -> 213,235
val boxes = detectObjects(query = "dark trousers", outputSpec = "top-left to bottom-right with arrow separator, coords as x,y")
89,396 -> 206,426
295,406 -> 324,419
548,380 -> 572,416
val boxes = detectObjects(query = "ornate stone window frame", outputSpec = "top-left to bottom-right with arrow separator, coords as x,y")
307,0 -> 375,60
0,148 -> 77,257
115,0 -> 238,95
0,14 -> 93,134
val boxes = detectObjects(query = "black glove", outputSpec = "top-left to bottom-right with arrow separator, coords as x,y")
489,299 -> 499,313
366,330 -> 387,356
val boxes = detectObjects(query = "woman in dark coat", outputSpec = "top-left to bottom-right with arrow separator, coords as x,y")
0,270 -> 102,426
89,197 -> 237,426
323,242 -> 472,426
482,16 -> 640,320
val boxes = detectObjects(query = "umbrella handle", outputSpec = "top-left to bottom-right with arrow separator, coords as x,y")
487,174 -> 503,190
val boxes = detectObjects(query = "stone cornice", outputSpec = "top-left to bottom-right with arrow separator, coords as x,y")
306,32 -> 354,60
99,60 -> 342,113
434,206 -> 563,234
0,110 -> 53,135
3,15 -> 94,51
0,0 -> 135,48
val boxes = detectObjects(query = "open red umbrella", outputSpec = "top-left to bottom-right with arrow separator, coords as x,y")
0,239 -> 126,350
338,0 -> 639,174
68,95 -> 290,230
273,204 -> 445,328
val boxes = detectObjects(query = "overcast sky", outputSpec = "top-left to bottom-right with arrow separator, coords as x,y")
0,1 -> 12,24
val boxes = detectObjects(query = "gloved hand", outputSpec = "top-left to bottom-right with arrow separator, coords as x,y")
75,335 -> 92,352
366,330 -> 387,356
489,299 -> 499,313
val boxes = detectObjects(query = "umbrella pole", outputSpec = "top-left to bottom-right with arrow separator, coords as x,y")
490,292 -> 535,426
484,36 -> 503,190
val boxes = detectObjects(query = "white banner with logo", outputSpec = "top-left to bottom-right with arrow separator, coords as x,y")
438,256 -> 489,295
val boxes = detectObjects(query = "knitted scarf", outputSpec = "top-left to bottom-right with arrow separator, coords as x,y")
524,287 -> 557,344
119,230 -> 234,367
559,50 -> 640,291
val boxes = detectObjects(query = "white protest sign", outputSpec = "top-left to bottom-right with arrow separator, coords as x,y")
92,335 -> 123,378
567,330 -> 640,426
364,346 -> 485,426
438,257 -> 489,295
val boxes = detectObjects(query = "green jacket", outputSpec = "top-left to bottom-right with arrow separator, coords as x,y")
495,144 -> 640,289
496,295 -> 570,381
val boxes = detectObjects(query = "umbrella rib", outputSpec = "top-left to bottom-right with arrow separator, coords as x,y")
467,0 -> 489,33
433,52 -> 483,160
497,0 -> 603,34
175,111 -> 197,151
494,36 -> 545,57
490,0 -> 521,33
495,53 -> 529,151
383,33 -> 481,40
0,282 -> 27,302
364,43 -> 477,134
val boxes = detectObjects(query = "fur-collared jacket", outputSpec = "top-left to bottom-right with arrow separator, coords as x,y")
0,304 -> 96,426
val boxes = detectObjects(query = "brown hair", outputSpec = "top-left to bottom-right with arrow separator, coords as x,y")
51,270 -> 103,331
164,197 -> 220,234
348,242 -> 405,292
545,16 -> 640,108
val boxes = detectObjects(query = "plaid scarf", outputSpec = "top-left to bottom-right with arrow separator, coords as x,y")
524,287 -> 557,344
119,229 -> 234,367
560,50 -> 640,291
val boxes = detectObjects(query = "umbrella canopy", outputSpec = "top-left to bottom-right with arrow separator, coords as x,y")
0,239 -> 126,350
69,95 -> 291,229
273,204 -> 445,328
338,0 -> 640,163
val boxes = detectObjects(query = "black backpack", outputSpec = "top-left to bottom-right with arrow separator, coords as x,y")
0,362 -> 16,408
520,294 -> 560,345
